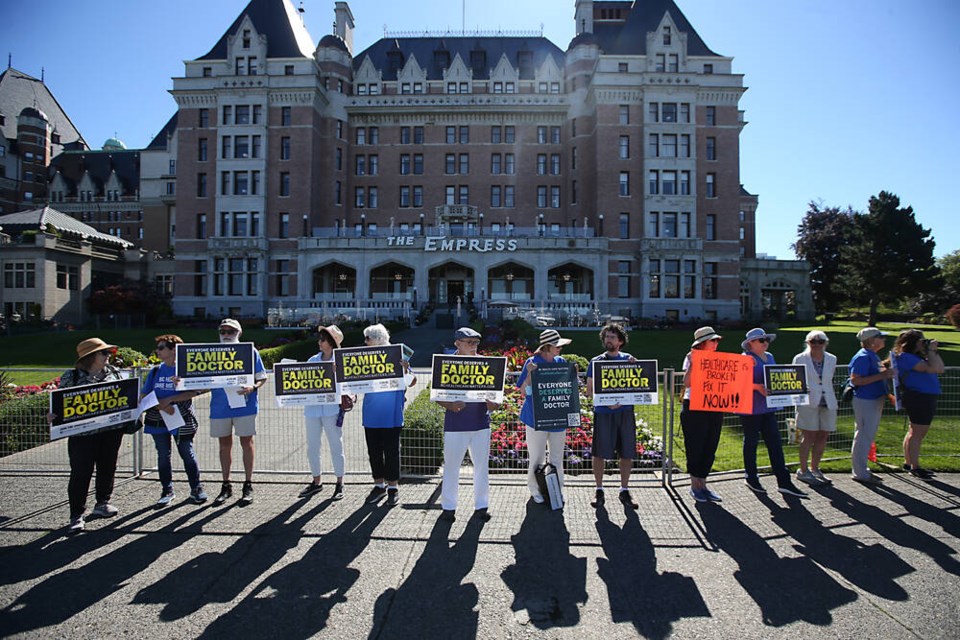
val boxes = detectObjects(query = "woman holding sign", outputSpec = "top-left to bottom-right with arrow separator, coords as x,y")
680,327 -> 725,502
55,338 -> 126,532
791,331 -> 838,486
517,329 -> 572,505
739,328 -> 808,498
891,329 -> 944,480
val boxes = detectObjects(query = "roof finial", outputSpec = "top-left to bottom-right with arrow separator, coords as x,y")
41,66 -> 44,82
7,53 -> 11,69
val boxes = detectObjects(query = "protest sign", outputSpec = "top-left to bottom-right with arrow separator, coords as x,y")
591,360 -> 658,406
688,351 -> 754,413
273,361 -> 339,407
430,354 -> 507,403
175,343 -> 255,390
763,364 -> 810,408
531,362 -> 581,431
334,344 -> 405,394
49,378 -> 141,440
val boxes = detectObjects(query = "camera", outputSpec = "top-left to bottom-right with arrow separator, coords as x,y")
922,338 -> 933,348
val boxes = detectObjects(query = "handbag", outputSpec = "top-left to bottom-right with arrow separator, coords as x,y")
534,463 -> 564,510
840,380 -> 854,403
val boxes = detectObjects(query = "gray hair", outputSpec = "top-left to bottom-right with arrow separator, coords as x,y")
363,323 -> 390,346
804,330 -> 829,353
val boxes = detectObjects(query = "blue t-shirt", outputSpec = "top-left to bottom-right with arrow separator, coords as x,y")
587,352 -> 633,414
741,351 -> 777,415
443,401 -> 491,432
849,348 -> 887,400
894,352 -> 941,395
304,351 -> 340,418
141,363 -> 198,436
209,348 -> 267,419
362,389 -> 406,428
517,353 -> 567,431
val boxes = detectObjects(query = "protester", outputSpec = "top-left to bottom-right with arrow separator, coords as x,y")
791,330 -> 838,486
891,329 -> 944,479
585,323 -> 639,509
849,327 -> 894,484
299,325 -> 347,500
209,319 -> 267,506
53,338 -> 127,532
680,327 -> 725,502
436,327 -> 499,521
516,329 -> 572,505
361,323 -> 416,507
142,334 -> 208,506
739,328 -> 807,497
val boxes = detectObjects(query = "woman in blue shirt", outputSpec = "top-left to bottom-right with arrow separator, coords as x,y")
849,327 -> 895,483
891,329 -> 944,479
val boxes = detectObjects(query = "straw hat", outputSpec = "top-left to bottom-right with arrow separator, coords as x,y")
691,326 -> 722,348
318,324 -> 344,348
75,337 -> 117,365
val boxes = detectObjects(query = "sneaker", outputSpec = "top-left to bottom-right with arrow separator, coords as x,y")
744,476 -> 765,493
474,507 -> 491,521
386,489 -> 400,507
68,516 -> 84,533
811,469 -> 832,485
332,482 -> 345,501
239,481 -> 254,505
439,509 -> 456,523
365,486 -> 387,504
91,502 -> 118,518
532,494 -> 545,504
853,473 -> 883,485
704,487 -> 723,502
796,469 -> 820,485
689,488 -> 708,503
214,482 -> 233,505
618,489 -> 639,510
156,490 -> 175,507
777,482 -> 808,498
190,487 -> 209,504
590,489 -> 605,508
910,467 -> 934,480
298,482 -> 323,498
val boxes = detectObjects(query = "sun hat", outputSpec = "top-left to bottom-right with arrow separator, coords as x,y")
75,337 -> 117,365
856,327 -> 888,341
741,327 -> 776,351
219,318 -> 242,333
454,327 -> 482,341
538,329 -> 573,350
318,324 -> 344,348
691,326 -> 722,348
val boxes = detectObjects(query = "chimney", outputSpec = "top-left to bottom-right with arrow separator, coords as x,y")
334,2 -> 355,55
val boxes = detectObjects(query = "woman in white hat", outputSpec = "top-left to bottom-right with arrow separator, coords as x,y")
680,327 -> 725,502
791,330 -> 838,485
516,329 -> 573,504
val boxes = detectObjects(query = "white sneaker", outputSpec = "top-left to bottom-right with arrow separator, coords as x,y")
91,502 -> 118,517
811,469 -> 832,484
156,491 -> 175,506
796,469 -> 820,485
68,516 -> 84,532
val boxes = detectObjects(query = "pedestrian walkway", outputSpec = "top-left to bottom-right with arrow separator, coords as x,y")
1,471 -> 958,638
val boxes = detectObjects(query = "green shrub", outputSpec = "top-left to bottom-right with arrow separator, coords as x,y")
110,347 -> 149,368
564,353 -> 590,372
401,387 -> 445,474
0,392 -> 49,457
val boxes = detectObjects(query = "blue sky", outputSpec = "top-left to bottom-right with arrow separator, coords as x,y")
5,0 -> 958,259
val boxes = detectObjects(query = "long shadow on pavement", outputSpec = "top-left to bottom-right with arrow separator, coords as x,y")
500,501 -> 588,629
367,511 -> 485,640
0,503 -> 228,636
697,497 -> 858,627
870,480 -> 960,539
595,504 -> 709,639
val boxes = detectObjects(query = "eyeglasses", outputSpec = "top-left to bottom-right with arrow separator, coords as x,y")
98,350 -> 111,358
809,339 -> 826,345
156,344 -> 168,352
219,329 -> 238,335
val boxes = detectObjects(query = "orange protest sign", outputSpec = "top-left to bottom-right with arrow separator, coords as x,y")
688,350 -> 754,413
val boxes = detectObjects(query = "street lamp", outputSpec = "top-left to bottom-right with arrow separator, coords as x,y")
419,212 -> 425,236
478,211 -> 483,234
361,212 -> 366,237
538,212 -> 544,237
598,213 -> 604,236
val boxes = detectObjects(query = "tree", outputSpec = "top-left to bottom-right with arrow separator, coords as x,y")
841,191 -> 939,326
791,202 -> 858,314
938,249 -> 960,292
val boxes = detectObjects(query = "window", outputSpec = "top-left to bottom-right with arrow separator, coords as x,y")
413,154 -> 423,174
56,265 -> 79,291
369,155 -> 380,175
683,260 -> 697,298
619,172 -> 630,196
619,105 -> 629,125
491,154 -> 502,174
445,154 -> 456,174
400,154 -> 411,175
491,186 -> 502,208
681,103 -> 690,123
234,136 -> 249,158
336,120 -> 343,138
663,26 -> 672,45
537,126 -> 547,144
704,262 -> 718,299
194,260 -> 208,297
571,180 -> 577,204
414,126 -> 424,143
280,172 -> 291,197
400,186 -> 411,208
197,213 -> 207,239
336,148 -> 343,171
458,185 -> 469,204
197,173 -> 207,197
706,214 -> 716,241
539,82 -> 548,93
356,155 -> 366,176
459,126 -> 469,144
662,103 -> 677,123
680,134 -> 690,158
680,212 -> 690,238
504,126 -> 515,143
551,126 -> 561,144
253,105 -> 262,124
493,82 -> 503,94
550,186 -> 561,208
706,173 -> 716,198
235,105 -> 250,125
281,136 -> 291,160
550,154 -> 561,175
706,106 -> 716,126
445,186 -> 456,205
537,186 -> 547,208
285,64 -> 294,76
647,133 -> 659,157
703,63 -> 713,74
222,105 -> 232,125
368,187 -> 379,208
199,108 -> 209,127
234,172 -> 249,196
647,102 -> 658,123
504,185 -> 515,208
281,106 -> 291,126
491,126 -> 502,143
400,127 -> 411,144
446,126 -> 456,144
619,136 -> 629,159
680,171 -> 691,195
618,261 -> 631,298
571,147 -> 577,170
649,259 -> 660,297
198,138 -> 208,161
504,154 -> 515,175
335,181 -> 342,205
369,127 -> 379,144
221,171 -> 230,195
664,260 -> 680,298
668,54 -> 679,73
537,154 -> 547,175
740,227 -> 746,241
356,128 -> 366,145
277,259 -> 291,296
706,137 -> 716,161
662,171 -> 677,195
458,153 -> 469,175
413,186 -> 423,207
655,54 -> 665,73
618,63 -> 628,73
648,170 -> 659,195
355,187 -> 365,208
279,213 -> 289,238
662,134 -> 677,157
647,212 -> 659,237
619,213 -> 629,239
663,212 -> 677,238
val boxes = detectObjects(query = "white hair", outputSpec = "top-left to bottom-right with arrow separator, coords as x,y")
803,330 -> 829,353
363,323 -> 390,346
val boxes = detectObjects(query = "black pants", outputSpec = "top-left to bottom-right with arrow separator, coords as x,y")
364,427 -> 401,482
67,429 -> 125,519
680,400 -> 723,478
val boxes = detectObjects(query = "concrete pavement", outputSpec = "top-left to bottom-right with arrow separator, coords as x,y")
1,470 -> 959,638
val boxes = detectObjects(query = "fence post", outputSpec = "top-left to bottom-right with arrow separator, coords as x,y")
662,368 -> 674,488
132,366 -> 143,477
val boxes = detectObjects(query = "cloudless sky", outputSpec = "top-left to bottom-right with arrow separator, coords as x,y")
5,0 -> 958,258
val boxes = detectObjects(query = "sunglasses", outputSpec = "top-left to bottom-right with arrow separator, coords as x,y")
709,338 -> 721,343
459,340 -> 481,346
752,338 -> 769,344
219,329 -> 238,335
809,339 -> 826,345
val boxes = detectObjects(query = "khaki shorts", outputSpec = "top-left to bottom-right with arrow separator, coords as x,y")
795,405 -> 837,432
210,415 -> 257,438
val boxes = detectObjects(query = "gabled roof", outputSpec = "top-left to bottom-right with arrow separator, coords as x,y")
197,0 -> 315,60
147,113 -> 178,151
593,0 -> 719,56
354,37 -> 565,81
0,206 -> 133,249
0,68 -> 86,147
48,149 -> 140,198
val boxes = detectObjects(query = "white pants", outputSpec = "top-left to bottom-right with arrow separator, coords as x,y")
440,429 -> 490,510
305,415 -> 345,479
851,396 -> 884,479
525,427 -> 565,499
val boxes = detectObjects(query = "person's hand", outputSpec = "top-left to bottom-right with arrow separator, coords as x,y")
881,367 -> 895,380
755,384 -> 768,396
485,400 -> 500,411
525,362 -> 538,373
239,385 -> 255,396
451,401 -> 466,413
928,340 -> 939,353
46,411 -> 56,425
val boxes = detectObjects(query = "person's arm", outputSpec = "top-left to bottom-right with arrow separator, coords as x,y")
851,355 -> 894,386
911,343 -> 945,374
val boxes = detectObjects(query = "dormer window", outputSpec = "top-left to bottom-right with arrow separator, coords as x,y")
242,29 -> 251,49
663,26 -> 672,46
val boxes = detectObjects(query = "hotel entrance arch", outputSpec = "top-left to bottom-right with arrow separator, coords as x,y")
312,263 -> 355,301
428,261 -> 474,306
488,262 -> 534,302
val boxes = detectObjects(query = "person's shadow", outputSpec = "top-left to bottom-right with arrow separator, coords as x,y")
0,502 -> 227,635
870,481 -> 960,539
500,502 -> 588,628
595,505 -> 709,639
189,501 -> 390,639
767,498 -> 911,600
698,498 -> 857,627
368,512 -> 485,639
